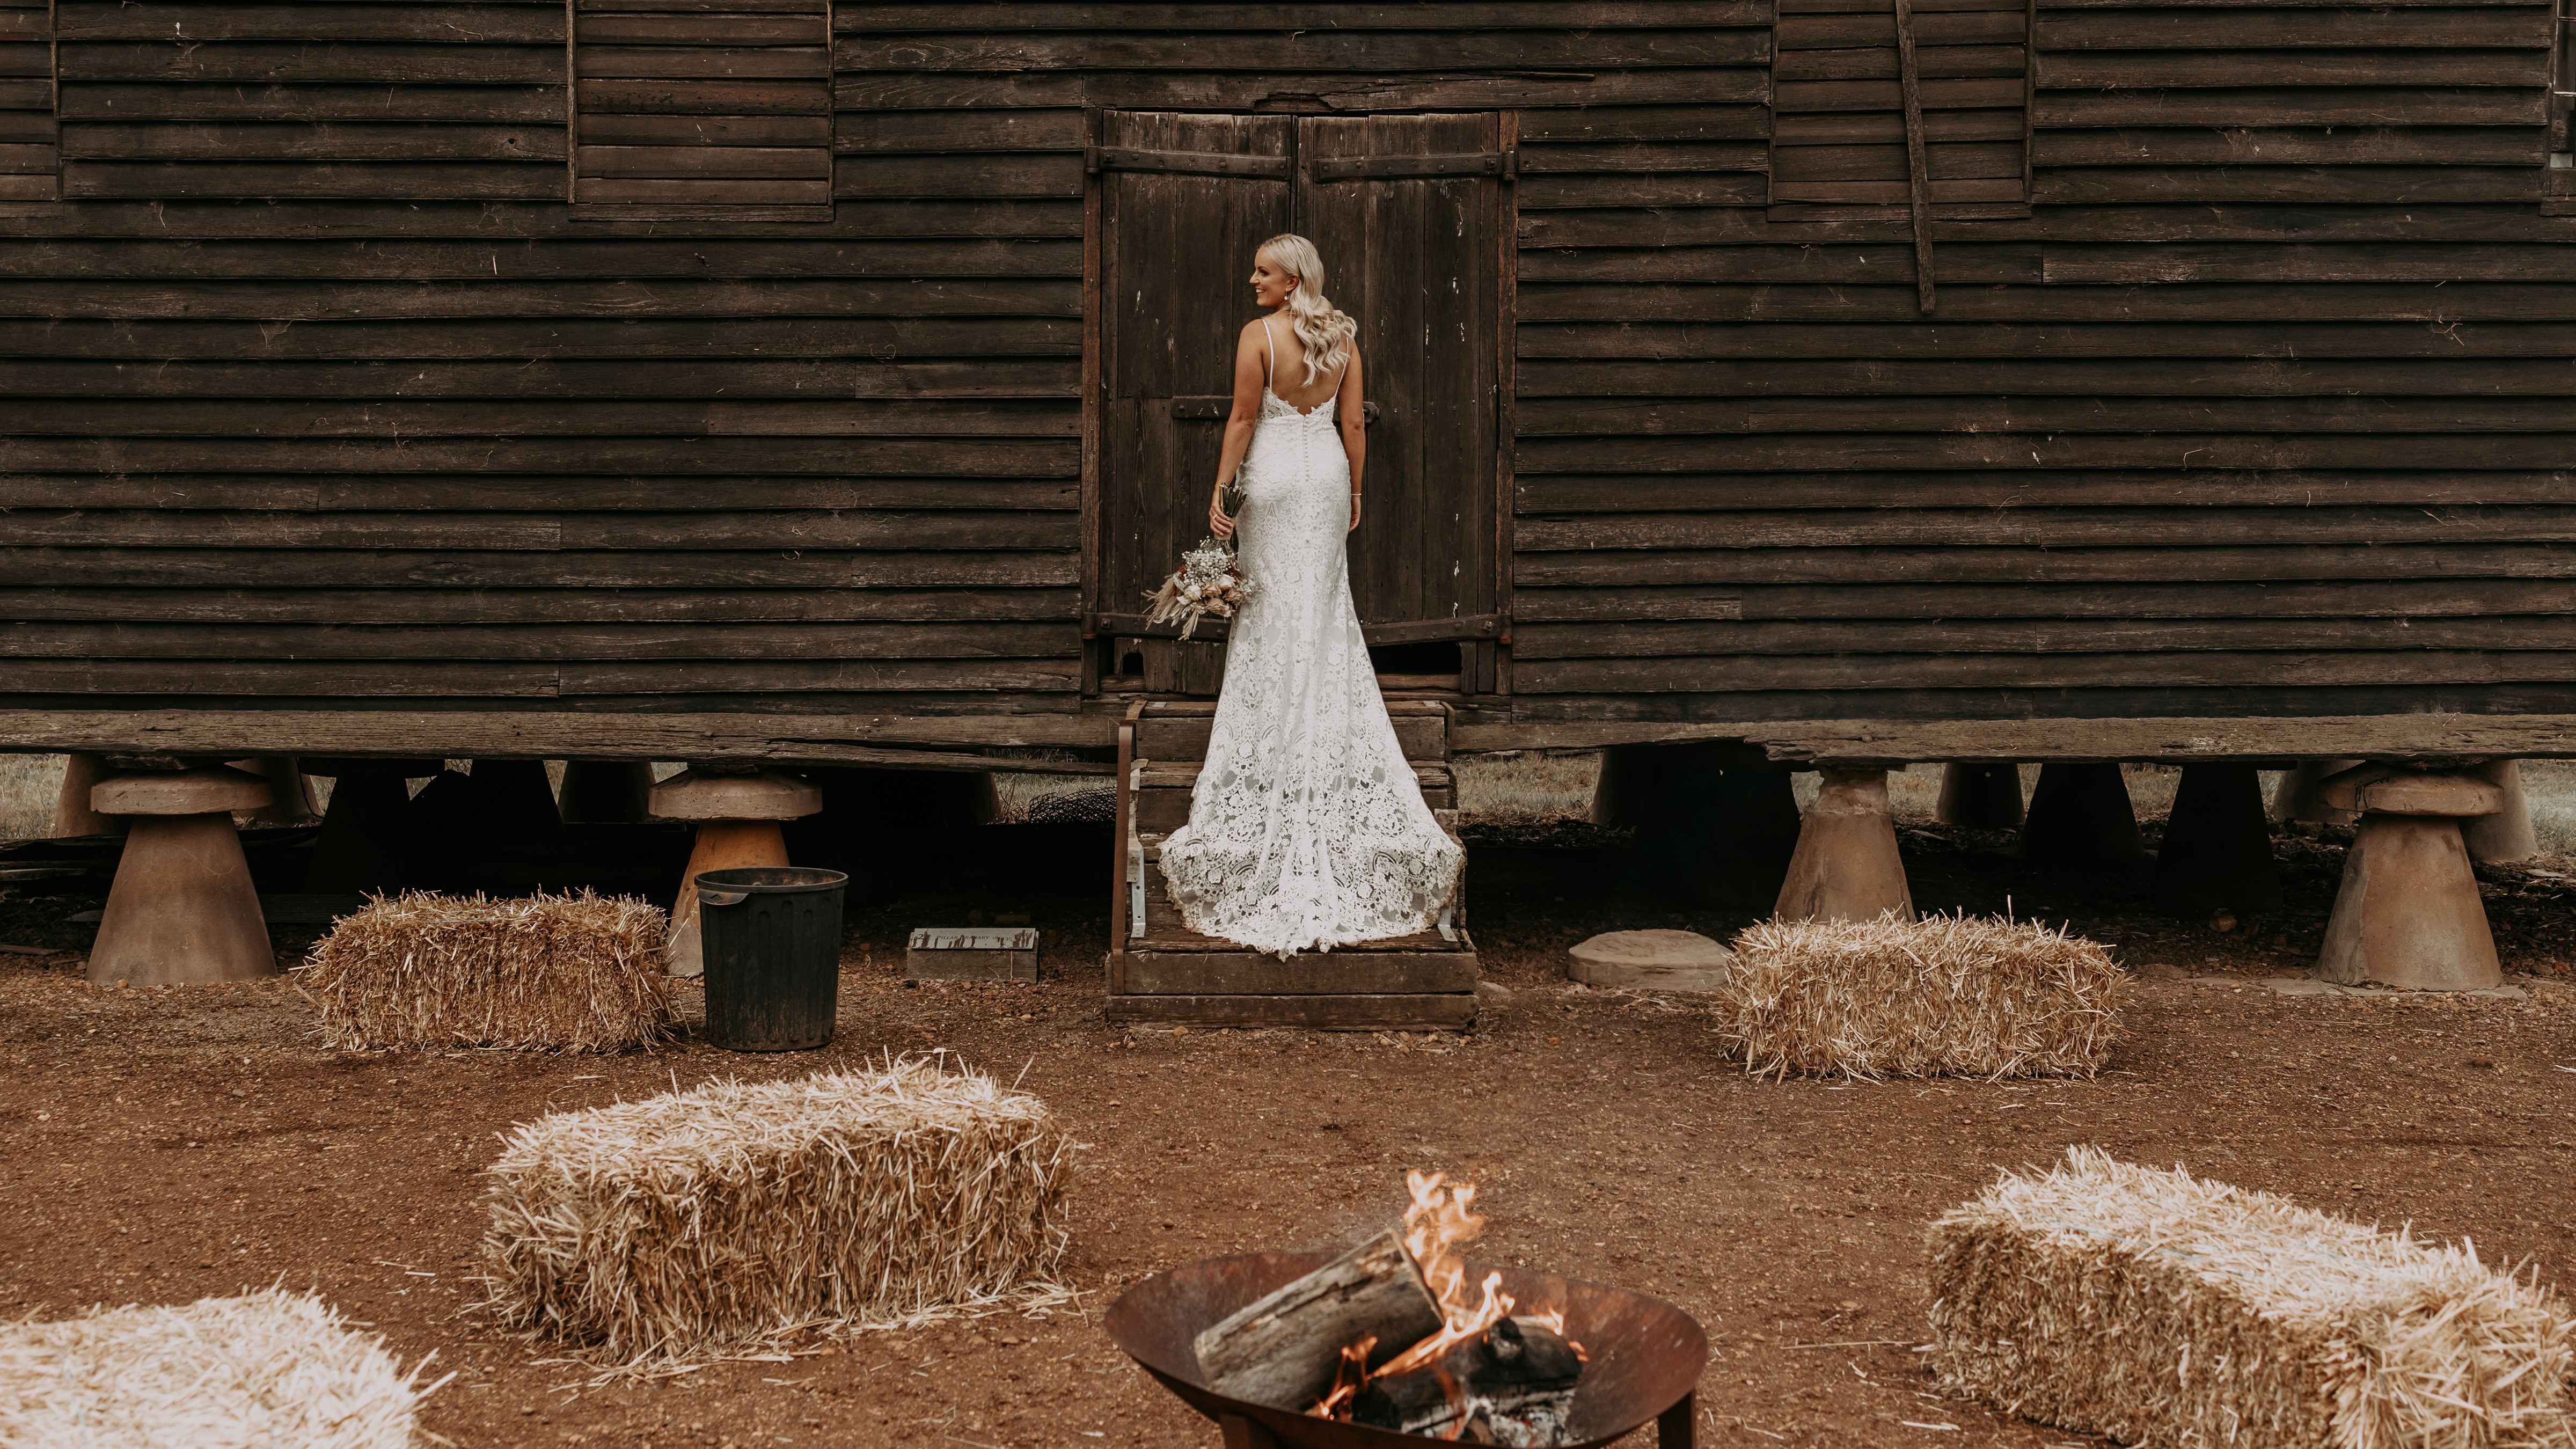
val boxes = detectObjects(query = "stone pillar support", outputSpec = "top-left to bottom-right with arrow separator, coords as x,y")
558,760 -> 658,824
1934,762 -> 2024,830
651,765 -> 823,977
2315,765 -> 2505,991
89,765 -> 277,985
2461,759 -> 2540,866
2271,758 -> 2362,826
2021,763 -> 2145,867
51,753 -> 116,838
1774,764 -> 1913,924
2152,763 -> 2281,918
298,757 -> 440,893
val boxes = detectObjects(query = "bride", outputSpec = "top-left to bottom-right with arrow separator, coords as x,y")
1154,233 -> 1466,959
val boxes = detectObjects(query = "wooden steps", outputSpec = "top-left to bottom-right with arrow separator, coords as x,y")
1106,700 -> 1480,1029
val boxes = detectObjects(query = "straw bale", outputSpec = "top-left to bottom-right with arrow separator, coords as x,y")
0,1287 -> 442,1448
297,888 -> 674,1052
478,1055 -> 1075,1366
1929,1147 -> 2576,1449
1713,910 -> 2124,1080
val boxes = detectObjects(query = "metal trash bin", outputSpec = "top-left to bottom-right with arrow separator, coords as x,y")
692,865 -> 847,1051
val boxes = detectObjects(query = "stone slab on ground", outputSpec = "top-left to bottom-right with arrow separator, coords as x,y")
907,926 -> 1040,982
1567,928 -> 1735,991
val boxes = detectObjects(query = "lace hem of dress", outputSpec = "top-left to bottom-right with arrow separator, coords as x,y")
1158,829 -> 1463,960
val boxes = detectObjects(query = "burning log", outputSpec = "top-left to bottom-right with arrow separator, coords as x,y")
1192,1228 -> 1444,1410
1353,1314 -> 1585,1446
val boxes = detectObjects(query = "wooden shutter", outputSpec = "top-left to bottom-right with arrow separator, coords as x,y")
0,0 -> 54,202
570,0 -> 832,219
1770,0 -> 2032,217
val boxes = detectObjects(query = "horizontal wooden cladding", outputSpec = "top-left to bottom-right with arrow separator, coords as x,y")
1516,357 -> 2576,394
1,508 -> 1073,550
1511,650 -> 2576,693
2032,166 -> 2541,203
0,587 -> 1079,624
0,549 -> 1074,588
60,122 -> 567,164
573,0 -> 831,213
0,360 -> 1079,399
0,657 -> 1082,696
0,620 -> 1080,661
1520,319 -> 2576,358
55,42 -> 563,85
2036,50 -> 2548,87
2032,127 -> 2545,167
1512,396 -> 2576,434
833,28 -> 1770,74
1517,282 -> 2576,321
53,4 -> 567,45
61,161 -> 565,200
1516,433 -> 2576,472
0,398 -> 1077,438
1517,469 -> 2576,508
1512,578 -> 2576,621
1772,0 -> 2032,207
2031,86 -> 2546,126
2037,4 -> 2550,48
0,236 -> 1062,281
0,316 -> 1081,360
833,69 -> 1768,113
1513,616 -> 2576,658
0,0 -> 53,202
0,277 -> 1079,318
0,436 -> 1071,474
839,3 -> 1770,31
55,84 -> 571,126
1506,683 -> 2576,724
1513,506 -> 2576,550
1512,543 -> 2576,586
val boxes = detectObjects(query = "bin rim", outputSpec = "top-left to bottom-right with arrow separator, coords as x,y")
691,866 -> 850,896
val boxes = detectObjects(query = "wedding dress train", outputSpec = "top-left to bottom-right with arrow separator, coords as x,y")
1155,318 -> 1465,958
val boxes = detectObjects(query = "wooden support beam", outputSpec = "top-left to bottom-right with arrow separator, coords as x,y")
1892,0 -> 1940,313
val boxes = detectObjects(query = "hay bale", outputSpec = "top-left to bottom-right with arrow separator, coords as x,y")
0,1287 -> 442,1448
298,888 -> 673,1052
479,1055 -> 1074,1365
1714,910 -> 2123,1080
1929,1146 -> 2576,1449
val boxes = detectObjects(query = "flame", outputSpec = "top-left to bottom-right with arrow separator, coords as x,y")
1313,1333 -> 1377,1418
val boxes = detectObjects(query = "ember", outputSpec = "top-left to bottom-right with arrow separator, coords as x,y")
1192,1172 -> 1589,1446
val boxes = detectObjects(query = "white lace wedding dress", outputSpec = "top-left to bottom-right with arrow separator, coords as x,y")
1155,317 -> 1466,958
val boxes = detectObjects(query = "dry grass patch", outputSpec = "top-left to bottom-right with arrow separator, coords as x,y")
1929,1146 -> 2576,1449
298,889 -> 673,1052
0,1287 -> 444,1448
478,1055 -> 1075,1370
1714,911 -> 2125,1080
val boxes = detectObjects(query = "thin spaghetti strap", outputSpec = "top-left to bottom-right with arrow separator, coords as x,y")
1260,315 -> 1274,389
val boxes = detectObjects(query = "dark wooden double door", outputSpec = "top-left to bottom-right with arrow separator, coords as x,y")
1088,109 -> 1509,697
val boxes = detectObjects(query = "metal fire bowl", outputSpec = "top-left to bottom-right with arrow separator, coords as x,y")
1104,1250 -> 1709,1448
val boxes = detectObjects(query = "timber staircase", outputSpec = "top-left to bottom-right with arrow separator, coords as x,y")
1108,699 -> 1479,1029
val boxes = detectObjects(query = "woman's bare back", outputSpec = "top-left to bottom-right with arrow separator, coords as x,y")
1261,314 -> 1350,415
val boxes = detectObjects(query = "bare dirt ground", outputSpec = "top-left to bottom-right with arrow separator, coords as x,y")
2,765 -> 2573,1449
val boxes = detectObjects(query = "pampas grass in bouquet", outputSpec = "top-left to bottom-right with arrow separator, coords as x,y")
1715,910 -> 2124,1080
298,888 -> 674,1052
0,1287 -> 446,1448
477,1055 -> 1075,1367
1929,1146 -> 2576,1449
1145,482 -> 1255,639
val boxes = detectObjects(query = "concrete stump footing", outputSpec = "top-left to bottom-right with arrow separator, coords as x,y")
1935,762 -> 2024,830
2153,763 -> 2282,918
1774,766 -> 1913,924
653,768 -> 821,978
2022,762 -> 2146,867
2317,813 -> 2504,991
52,753 -> 115,838
2461,759 -> 2541,865
89,767 -> 277,986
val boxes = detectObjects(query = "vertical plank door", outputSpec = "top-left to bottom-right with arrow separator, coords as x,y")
1090,109 -> 1507,698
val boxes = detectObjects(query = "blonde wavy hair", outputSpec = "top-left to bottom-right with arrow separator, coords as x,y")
1254,233 -> 1357,386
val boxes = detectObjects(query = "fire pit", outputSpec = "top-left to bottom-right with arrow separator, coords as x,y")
1105,1250 -> 1707,1447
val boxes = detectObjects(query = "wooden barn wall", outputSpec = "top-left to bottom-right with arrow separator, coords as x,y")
1,2 -> 2572,730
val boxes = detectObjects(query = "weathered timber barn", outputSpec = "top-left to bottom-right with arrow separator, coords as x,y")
5,0 -> 2576,774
